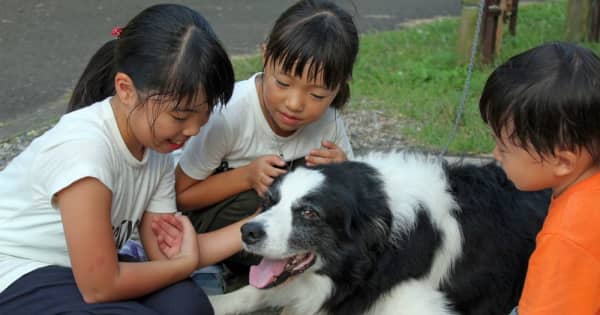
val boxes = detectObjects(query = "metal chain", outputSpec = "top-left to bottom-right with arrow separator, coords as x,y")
439,0 -> 487,157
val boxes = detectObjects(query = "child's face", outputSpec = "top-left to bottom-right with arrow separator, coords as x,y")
130,94 -> 210,154
492,127 -> 557,191
259,60 -> 340,137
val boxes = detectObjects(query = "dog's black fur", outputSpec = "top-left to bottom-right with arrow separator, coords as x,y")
274,160 -> 548,315
440,163 -> 549,315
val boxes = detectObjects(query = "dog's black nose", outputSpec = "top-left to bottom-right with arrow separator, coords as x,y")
241,222 -> 266,245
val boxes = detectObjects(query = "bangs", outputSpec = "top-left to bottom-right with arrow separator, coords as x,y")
480,72 -> 559,153
265,13 -> 355,90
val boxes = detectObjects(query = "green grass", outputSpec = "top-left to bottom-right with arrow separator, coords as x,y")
232,0 -> 600,154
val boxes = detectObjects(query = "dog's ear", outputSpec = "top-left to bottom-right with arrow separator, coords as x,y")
335,162 -> 393,252
328,200 -> 392,288
353,203 -> 393,253
336,187 -> 392,251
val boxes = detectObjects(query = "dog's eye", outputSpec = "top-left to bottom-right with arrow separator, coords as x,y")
301,208 -> 319,219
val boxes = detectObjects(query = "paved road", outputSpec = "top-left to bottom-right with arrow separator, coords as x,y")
0,0 -> 461,141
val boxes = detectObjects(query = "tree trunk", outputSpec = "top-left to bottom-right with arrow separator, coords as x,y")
566,0 -> 592,41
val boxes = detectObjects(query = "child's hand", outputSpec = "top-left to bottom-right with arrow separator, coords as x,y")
171,214 -> 200,268
306,140 -> 347,166
246,155 -> 287,196
151,214 -> 184,258
152,214 -> 200,269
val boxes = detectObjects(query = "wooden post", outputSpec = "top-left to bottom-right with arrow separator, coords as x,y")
495,0 -> 508,55
457,0 -> 480,64
509,0 -> 519,35
457,0 -> 519,64
590,0 -> 600,41
481,0 -> 501,64
566,0 -> 593,41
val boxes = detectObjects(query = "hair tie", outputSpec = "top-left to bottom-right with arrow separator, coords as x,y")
111,27 -> 123,38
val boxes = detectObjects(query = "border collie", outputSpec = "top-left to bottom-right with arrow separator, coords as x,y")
209,151 -> 549,315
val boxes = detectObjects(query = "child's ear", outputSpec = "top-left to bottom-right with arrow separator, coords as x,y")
114,72 -> 138,109
552,149 -> 578,177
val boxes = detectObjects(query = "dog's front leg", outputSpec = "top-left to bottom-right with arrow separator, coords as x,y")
209,285 -> 271,315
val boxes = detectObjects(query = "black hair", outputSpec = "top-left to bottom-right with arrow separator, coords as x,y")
68,4 -> 234,114
479,42 -> 600,163
264,0 -> 359,109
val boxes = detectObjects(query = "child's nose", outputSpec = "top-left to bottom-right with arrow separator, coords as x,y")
285,91 -> 304,112
183,121 -> 202,137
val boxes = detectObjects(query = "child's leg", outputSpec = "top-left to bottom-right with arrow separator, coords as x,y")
0,266 -> 159,314
186,189 -> 260,233
139,278 -> 214,315
0,265 -> 213,315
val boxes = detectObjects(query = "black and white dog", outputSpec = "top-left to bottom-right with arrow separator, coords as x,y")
209,151 -> 549,315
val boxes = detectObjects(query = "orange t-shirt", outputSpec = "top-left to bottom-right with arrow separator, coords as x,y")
518,172 -> 600,315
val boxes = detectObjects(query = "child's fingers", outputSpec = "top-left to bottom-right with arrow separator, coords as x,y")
156,219 -> 182,244
320,140 -> 339,150
160,214 -> 184,232
160,231 -> 177,247
308,146 -> 346,163
265,166 -> 287,178
260,173 -> 274,188
158,242 -> 169,253
158,214 -> 184,230
307,148 -> 334,159
257,186 -> 268,197
152,216 -> 177,235
305,154 -> 330,166
265,155 -> 286,167
255,178 -> 270,197
151,221 -> 166,239
159,242 -> 175,257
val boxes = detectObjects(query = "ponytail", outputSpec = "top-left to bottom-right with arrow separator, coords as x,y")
67,4 -> 234,115
67,40 -> 117,113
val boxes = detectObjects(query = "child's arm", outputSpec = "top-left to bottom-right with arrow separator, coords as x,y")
56,178 -> 200,303
152,211 -> 258,268
175,155 -> 287,210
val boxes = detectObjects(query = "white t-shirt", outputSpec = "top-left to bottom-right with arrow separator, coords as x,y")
179,73 -> 353,180
0,97 -> 176,293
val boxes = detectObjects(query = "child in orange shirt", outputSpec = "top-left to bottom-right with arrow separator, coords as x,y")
479,42 -> 600,315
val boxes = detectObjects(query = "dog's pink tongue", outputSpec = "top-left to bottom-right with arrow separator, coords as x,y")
249,258 -> 287,288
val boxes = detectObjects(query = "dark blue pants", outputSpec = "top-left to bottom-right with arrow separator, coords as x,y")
0,265 -> 214,315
